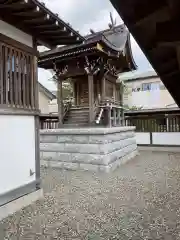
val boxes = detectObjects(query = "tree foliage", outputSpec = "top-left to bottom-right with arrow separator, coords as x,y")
48,72 -> 73,100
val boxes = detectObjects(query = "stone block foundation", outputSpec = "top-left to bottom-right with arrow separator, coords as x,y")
40,127 -> 138,172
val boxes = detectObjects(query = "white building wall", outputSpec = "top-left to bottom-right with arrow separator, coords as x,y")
0,20 -> 33,47
135,132 -> 180,146
39,91 -> 51,114
49,99 -> 58,113
0,116 -> 36,195
124,77 -> 177,109
136,133 -> 150,145
152,133 -> 180,146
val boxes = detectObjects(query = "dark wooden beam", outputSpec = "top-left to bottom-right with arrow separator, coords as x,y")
176,46 -> 180,73
158,58 -> 178,74
167,0 -> 180,18
51,39 -> 82,45
0,2 -> 27,9
12,9 -> 43,17
156,20 -> 180,43
162,70 -> 180,80
134,6 -> 169,27
23,16 -> 54,24
128,0 -> 165,25
38,29 -> 67,35
33,24 -> 60,30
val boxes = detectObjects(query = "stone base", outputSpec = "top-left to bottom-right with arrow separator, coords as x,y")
0,189 -> 43,221
40,127 -> 138,172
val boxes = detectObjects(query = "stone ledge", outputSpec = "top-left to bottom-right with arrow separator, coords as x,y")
40,126 -> 135,136
40,126 -> 137,173
40,137 -> 136,154
40,143 -> 137,166
41,149 -> 138,173
0,189 -> 43,222
41,132 -> 135,144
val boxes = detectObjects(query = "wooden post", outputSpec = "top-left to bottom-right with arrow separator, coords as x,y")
57,79 -> 63,127
88,74 -> 94,124
101,76 -> 105,102
120,83 -> 124,119
113,84 -> 116,103
113,107 -> 116,126
76,81 -> 80,106
118,109 -> 121,126
73,82 -> 77,106
107,107 -> 112,127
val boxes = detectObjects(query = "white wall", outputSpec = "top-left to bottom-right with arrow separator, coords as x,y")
136,133 -> 150,145
49,99 -> 58,113
0,116 -> 36,195
135,132 -> 180,146
0,20 -> 33,47
124,77 -> 177,109
153,133 -> 180,145
39,91 -> 50,114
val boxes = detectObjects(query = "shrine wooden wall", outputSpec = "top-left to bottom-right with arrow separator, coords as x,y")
73,74 -> 120,106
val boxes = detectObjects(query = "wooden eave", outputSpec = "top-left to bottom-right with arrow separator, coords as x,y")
125,107 -> 180,116
110,0 -> 180,106
0,0 -> 84,48
39,38 -> 131,70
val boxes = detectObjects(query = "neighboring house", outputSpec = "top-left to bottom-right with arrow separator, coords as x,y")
118,70 -> 178,109
49,99 -> 58,114
38,83 -> 56,114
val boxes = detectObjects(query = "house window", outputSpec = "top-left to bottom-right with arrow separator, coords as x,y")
142,83 -> 151,91
142,82 -> 160,91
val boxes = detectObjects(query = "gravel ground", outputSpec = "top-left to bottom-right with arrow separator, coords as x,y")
1,150 -> 180,239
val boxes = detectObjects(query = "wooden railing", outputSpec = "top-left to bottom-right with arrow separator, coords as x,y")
62,101 -> 71,122
125,114 -> 180,132
40,114 -> 58,129
94,100 -> 124,127
40,108 -> 180,132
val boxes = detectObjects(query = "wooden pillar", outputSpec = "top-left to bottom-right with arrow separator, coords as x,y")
88,74 -> 94,124
76,81 -> 80,105
113,84 -> 116,103
73,81 -> 77,106
107,107 -> 112,127
113,107 -> 116,126
118,109 -> 121,126
120,83 -> 124,117
57,79 -> 63,127
101,76 -> 105,102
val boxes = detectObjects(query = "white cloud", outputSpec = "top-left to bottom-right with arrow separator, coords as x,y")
39,0 -> 152,90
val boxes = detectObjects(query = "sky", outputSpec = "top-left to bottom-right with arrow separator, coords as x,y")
38,0 -> 153,91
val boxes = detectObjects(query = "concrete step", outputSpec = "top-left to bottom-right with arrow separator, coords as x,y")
63,123 -> 89,128
69,111 -> 89,115
64,115 -> 89,120
65,120 -> 89,124
67,112 -> 89,116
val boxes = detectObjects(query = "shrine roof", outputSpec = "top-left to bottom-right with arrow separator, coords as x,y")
0,0 -> 84,48
39,24 -> 137,71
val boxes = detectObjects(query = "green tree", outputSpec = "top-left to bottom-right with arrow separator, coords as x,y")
49,72 -> 73,100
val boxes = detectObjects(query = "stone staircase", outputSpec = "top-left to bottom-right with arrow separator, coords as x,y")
63,107 -> 89,127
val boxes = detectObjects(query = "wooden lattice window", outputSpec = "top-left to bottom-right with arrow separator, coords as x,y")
0,42 -> 36,109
